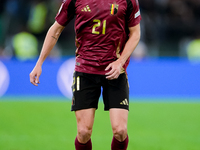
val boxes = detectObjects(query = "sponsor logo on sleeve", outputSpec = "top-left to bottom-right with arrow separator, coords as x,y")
134,10 -> 140,18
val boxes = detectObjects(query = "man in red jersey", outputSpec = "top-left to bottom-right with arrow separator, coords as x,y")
30,0 -> 141,149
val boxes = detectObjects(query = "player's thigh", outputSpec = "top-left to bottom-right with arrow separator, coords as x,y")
75,108 -> 96,131
109,108 -> 128,133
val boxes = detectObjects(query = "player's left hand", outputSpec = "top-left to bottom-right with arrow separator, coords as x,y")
105,60 -> 123,80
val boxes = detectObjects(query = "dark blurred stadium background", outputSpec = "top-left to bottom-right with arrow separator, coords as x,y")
0,0 -> 200,57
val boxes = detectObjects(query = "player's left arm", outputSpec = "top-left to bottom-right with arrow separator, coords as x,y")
105,23 -> 141,80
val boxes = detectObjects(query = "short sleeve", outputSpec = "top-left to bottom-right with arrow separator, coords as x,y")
55,0 -> 76,26
126,0 -> 142,27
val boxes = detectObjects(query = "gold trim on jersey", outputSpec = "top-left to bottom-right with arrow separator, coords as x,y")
116,42 -> 125,74
75,37 -> 80,56
75,37 -> 80,48
116,42 -> 121,58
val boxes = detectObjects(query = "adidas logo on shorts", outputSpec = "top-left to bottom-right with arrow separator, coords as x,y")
120,99 -> 129,106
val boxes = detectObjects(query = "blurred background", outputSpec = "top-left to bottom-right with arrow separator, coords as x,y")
0,0 -> 200,150
0,0 -> 200,58
0,0 -> 200,98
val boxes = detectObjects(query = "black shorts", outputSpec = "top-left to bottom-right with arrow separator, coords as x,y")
71,71 -> 129,111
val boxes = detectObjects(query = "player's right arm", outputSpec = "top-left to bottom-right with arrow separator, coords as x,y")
29,21 -> 65,86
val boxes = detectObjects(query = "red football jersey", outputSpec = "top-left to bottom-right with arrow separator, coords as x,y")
56,0 -> 141,75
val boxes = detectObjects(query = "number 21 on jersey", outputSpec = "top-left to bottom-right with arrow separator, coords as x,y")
92,19 -> 106,35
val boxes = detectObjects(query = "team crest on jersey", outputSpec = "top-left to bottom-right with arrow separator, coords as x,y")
110,3 -> 119,15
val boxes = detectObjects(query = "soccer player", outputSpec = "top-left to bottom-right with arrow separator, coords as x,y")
30,0 -> 141,149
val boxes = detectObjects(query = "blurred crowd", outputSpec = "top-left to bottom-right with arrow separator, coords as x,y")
137,0 -> 200,59
0,0 -> 65,60
0,0 -> 200,60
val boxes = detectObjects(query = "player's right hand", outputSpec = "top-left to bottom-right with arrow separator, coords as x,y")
29,65 -> 42,86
